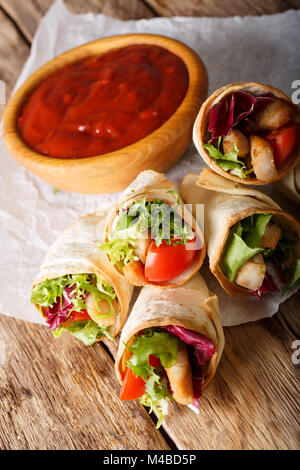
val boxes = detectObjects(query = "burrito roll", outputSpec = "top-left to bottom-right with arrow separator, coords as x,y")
181,169 -> 300,297
115,273 -> 224,426
193,82 -> 300,185
31,211 -> 133,345
99,170 -> 205,287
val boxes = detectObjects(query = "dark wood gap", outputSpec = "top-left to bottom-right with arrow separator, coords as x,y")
141,0 -> 160,17
0,5 -> 32,45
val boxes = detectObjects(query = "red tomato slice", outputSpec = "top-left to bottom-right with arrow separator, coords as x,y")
265,124 -> 297,168
72,309 -> 91,322
144,238 -> 198,282
149,355 -> 161,367
120,367 -> 146,400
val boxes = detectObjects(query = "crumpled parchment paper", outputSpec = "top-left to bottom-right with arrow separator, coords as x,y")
0,0 -> 299,326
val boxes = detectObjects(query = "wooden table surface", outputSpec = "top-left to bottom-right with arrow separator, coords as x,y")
0,0 -> 299,450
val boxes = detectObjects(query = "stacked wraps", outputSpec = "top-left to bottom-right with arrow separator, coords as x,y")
115,273 -> 224,425
31,211 -> 133,344
181,169 -> 300,297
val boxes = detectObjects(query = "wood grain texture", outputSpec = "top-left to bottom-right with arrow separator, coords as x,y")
0,315 -> 169,450
2,34 -> 208,194
0,0 -> 155,42
144,0 -> 300,17
104,318 -> 300,450
0,10 -> 30,120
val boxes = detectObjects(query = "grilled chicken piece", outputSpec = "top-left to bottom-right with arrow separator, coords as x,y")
250,135 -> 277,182
261,223 -> 281,250
254,99 -> 291,131
85,294 -> 118,327
165,342 -> 194,405
235,253 -> 266,291
133,235 -> 151,265
123,259 -> 147,286
222,129 -> 249,157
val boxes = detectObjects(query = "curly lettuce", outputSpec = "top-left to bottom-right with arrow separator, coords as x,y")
99,195 -> 194,267
65,320 -> 114,345
31,273 -> 116,315
125,329 -> 179,428
31,274 -> 117,343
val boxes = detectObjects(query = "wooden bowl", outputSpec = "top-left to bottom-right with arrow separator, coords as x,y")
193,82 -> 300,185
3,34 -> 208,194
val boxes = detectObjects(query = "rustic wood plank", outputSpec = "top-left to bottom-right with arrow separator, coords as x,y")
0,314 -> 169,450
163,319 -> 299,450
0,0 -> 155,43
0,10 -> 29,120
144,0 -> 300,17
278,292 -> 300,337
106,317 -> 299,450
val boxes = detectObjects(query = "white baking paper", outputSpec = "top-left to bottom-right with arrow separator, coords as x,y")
0,0 -> 299,326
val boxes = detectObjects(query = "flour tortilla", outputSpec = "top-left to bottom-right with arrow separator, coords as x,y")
276,164 -> 300,204
180,169 -> 300,296
104,170 -> 206,287
31,209 -> 133,339
115,272 -> 224,392
193,82 -> 300,185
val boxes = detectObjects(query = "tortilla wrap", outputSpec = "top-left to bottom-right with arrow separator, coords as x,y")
104,170 -> 206,287
31,209 -> 133,338
180,169 -> 300,296
115,272 -> 224,392
276,163 -> 300,204
193,82 -> 300,185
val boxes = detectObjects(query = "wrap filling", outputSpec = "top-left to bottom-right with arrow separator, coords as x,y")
31,273 -> 117,344
120,326 -> 216,427
100,195 -> 200,285
219,213 -> 300,297
204,91 -> 298,182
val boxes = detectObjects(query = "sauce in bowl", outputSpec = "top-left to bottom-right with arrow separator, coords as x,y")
18,45 -> 189,158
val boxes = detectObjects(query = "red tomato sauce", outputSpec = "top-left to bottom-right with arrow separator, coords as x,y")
18,45 -> 189,158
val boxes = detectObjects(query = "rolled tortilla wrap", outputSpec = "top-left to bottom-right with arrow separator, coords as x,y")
102,170 -> 205,287
116,273 -> 224,400
180,169 -> 300,297
31,210 -> 133,340
276,163 -> 300,204
193,82 -> 300,185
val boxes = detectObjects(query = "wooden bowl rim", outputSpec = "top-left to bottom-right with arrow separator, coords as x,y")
193,81 -> 300,185
3,33 -> 208,171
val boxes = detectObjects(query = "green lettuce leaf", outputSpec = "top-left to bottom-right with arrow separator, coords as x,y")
31,273 -> 116,317
244,214 -> 272,248
204,141 -> 252,179
282,259 -> 300,295
64,320 -> 114,345
99,238 -> 138,266
220,232 -> 262,282
31,276 -> 70,308
99,195 -> 194,266
125,329 -> 178,427
220,215 -> 271,282
220,213 -> 298,285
